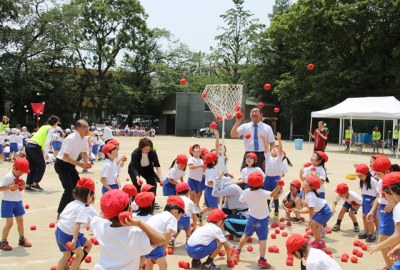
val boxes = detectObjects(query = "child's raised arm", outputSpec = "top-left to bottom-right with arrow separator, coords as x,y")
214,129 -> 220,153
276,132 -> 283,156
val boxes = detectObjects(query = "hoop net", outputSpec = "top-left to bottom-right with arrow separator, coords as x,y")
203,84 -> 243,119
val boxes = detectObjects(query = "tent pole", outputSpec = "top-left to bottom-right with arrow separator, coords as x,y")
339,119 -> 343,150
349,117 -> 352,154
309,117 -> 313,150
383,120 -> 386,154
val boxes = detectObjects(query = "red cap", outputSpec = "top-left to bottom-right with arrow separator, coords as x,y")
286,234 -> 307,254
372,156 -> 391,173
122,184 -> 138,197
141,184 -> 154,193
372,154 -> 385,160
204,152 -> 218,165
291,180 -> 302,189
247,172 -> 264,188
355,164 -> 369,175
381,172 -> 400,191
102,143 -> 117,155
305,175 -> 321,190
246,152 -> 258,162
166,195 -> 185,211
176,154 -> 188,167
76,177 -> 95,193
176,182 -> 190,193
335,183 -> 349,195
108,139 -> 120,145
100,189 -> 129,219
304,162 -> 312,167
14,158 -> 30,174
207,209 -> 227,223
200,148 -> 209,156
189,145 -> 195,154
135,192 -> 155,208
315,151 -> 328,162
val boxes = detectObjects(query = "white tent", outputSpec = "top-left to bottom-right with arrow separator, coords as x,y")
310,96 -> 400,157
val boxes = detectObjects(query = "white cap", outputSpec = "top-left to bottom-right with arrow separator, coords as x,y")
56,126 -> 62,131
22,126 -> 27,130
5,128 -> 10,132
11,128 -> 18,134
65,128 -> 71,133
93,130 -> 99,135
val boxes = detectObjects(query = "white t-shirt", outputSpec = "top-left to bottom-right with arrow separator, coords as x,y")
101,159 -> 118,185
181,196 -> 197,216
205,168 -> 217,187
283,191 -> 300,202
91,216 -> 153,270
305,192 -> 327,213
392,203 -> 400,224
187,222 -> 226,246
377,179 -> 390,205
239,189 -> 271,219
306,248 -> 342,270
147,211 -> 178,234
361,177 -> 379,197
0,171 -> 23,201
57,132 -> 89,161
333,190 -> 362,205
237,122 -> 275,152
265,152 -> 284,176
239,167 -> 265,184
167,165 -> 185,182
57,200 -> 98,235
303,165 -> 327,193
103,126 -> 113,142
132,213 -> 152,223
188,156 -> 204,181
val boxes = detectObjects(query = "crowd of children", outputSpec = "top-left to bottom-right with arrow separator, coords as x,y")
2,120 -> 400,270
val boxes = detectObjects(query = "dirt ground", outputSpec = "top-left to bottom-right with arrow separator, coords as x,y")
1,135 -> 399,270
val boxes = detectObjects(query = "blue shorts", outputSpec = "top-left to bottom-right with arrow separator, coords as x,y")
52,141 -> 62,151
244,215 -> 268,240
10,143 -> 18,153
0,144 -> 2,154
4,152 -> 10,158
379,204 -> 395,236
162,178 -> 176,196
101,184 -> 119,194
204,186 -> 218,208
1,200 -> 25,218
391,259 -> 400,270
319,192 -> 326,199
264,175 -> 280,191
185,240 -> 218,260
92,144 -> 99,155
178,215 -> 191,232
145,245 -> 165,260
99,145 -> 104,153
188,178 -> 202,193
55,227 -> 87,252
201,176 -> 206,191
312,204 -> 332,226
362,195 -> 376,215
343,201 -> 359,214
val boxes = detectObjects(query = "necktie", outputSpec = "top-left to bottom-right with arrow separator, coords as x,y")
254,124 -> 259,151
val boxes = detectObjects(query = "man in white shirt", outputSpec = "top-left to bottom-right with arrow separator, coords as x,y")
230,107 -> 275,171
55,119 -> 90,216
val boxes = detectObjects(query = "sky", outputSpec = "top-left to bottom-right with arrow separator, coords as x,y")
139,0 -> 275,52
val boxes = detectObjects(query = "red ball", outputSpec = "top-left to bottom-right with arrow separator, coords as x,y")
271,233 -> 276,239
219,250 -> 226,257
93,239 -> 99,245
271,222 -> 279,228
352,249 -> 359,255
244,133 -> 251,139
30,225 -> 36,231
351,256 -> 358,263
264,83 -> 272,90
179,78 -> 187,85
341,256 -> 349,262
236,111 -> 243,119
287,221 -> 292,226
258,102 -> 265,109
273,107 -> 280,113
118,211 -> 131,224
247,245 -> 253,252
201,91 -> 207,99
227,234 -> 234,240
66,242 -> 74,251
279,224 -> 285,230
51,266 -> 57,270
247,237 -> 253,243
326,228 -> 332,234
268,246 -> 274,253
325,249 -> 332,255
178,261 -> 185,268
275,229 -> 280,234
353,240 -> 360,246
362,245 -> 368,251
49,222 -> 55,228
183,262 -> 190,269
84,256 -> 92,263
277,180 -> 285,186
273,246 -> 279,253
210,122 -> 218,129
356,251 -> 363,257
25,204 -> 30,209
279,217 -> 285,222
282,232 -> 288,237
216,115 -> 222,121
307,63 -> 315,71
233,258 -> 239,265
342,253 -> 349,259
227,260 -> 235,268
167,247 -> 174,255
226,113 -> 233,120
235,104 -> 241,112
287,254 -> 294,260
286,260 -> 294,266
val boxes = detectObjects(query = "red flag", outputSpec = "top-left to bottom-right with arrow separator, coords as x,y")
31,103 -> 45,115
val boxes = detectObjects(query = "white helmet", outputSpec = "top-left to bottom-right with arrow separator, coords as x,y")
5,127 -> 10,132
65,128 -> 71,133
11,128 -> 18,134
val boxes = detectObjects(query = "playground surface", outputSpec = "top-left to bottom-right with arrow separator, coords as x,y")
1,135 -> 398,270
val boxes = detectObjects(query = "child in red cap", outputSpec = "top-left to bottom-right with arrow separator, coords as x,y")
294,176 -> 332,249
0,158 -> 31,251
331,183 -> 362,233
369,172 -> 400,269
286,234 -> 341,270
100,143 -> 120,194
144,195 -> 185,270
186,209 -> 233,270
235,152 -> 265,188
122,183 -> 138,211
162,154 -> 187,196
356,163 -> 379,242
133,192 -> 155,222
91,189 -> 164,270
187,144 -> 204,211
300,151 -> 329,199
55,177 -> 98,270
282,179 -> 302,222
234,171 -> 282,268
168,182 -> 198,248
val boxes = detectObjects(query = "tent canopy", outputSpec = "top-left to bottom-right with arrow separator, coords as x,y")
311,96 -> 400,120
